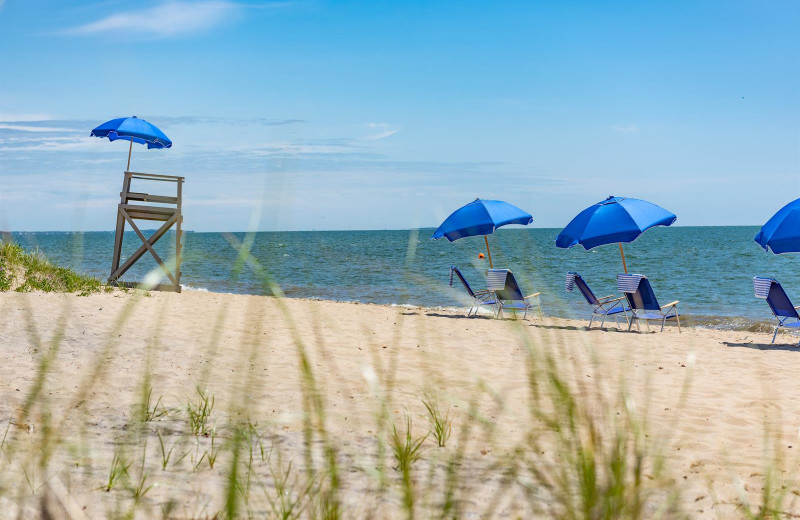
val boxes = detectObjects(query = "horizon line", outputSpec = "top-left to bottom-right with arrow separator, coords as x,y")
2,224 -> 764,234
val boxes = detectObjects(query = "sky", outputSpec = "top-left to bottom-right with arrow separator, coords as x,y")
0,0 -> 798,232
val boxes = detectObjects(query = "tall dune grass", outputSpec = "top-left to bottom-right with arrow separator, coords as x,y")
0,234 -> 795,519
0,240 -> 102,294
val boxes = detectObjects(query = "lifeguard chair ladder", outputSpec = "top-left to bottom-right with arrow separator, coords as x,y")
109,170 -> 184,292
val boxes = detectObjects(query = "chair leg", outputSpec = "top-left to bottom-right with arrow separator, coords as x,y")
661,316 -> 666,332
772,326 -> 779,344
600,313 -> 607,328
537,298 -> 543,319
676,313 -> 681,333
588,314 -> 595,328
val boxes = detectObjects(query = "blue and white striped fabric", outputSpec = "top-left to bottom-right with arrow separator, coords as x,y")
565,272 -> 577,292
754,276 -> 774,299
617,274 -> 644,294
487,269 -> 509,291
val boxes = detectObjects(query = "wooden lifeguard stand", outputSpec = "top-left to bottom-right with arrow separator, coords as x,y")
108,170 -> 184,292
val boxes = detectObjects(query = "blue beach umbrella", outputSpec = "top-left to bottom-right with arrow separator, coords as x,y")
754,198 -> 800,254
556,196 -> 677,273
90,116 -> 172,171
432,198 -> 533,267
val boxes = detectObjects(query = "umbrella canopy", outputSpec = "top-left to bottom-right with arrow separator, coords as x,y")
556,196 -> 676,272
433,199 -> 532,242
754,198 -> 800,254
432,198 -> 533,267
90,116 -> 172,170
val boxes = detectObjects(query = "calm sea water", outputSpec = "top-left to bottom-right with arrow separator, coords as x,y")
8,227 -> 797,328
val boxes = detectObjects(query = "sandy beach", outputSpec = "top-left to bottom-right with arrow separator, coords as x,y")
1,290 -> 800,518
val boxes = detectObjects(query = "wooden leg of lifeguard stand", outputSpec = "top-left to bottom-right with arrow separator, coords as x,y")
109,173 -> 132,283
175,180 -> 183,292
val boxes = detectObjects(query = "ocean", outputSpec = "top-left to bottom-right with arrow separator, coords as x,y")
7,226 -> 796,329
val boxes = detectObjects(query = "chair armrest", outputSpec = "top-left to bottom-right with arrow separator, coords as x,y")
794,305 -> 800,310
473,289 -> 494,296
524,292 -> 541,300
661,301 -> 679,309
597,294 -> 617,301
602,296 -> 626,304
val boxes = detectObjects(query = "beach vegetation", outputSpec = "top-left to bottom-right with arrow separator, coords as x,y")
187,386 -> 215,436
0,240 -> 102,294
129,441 -> 154,502
140,387 -> 168,423
421,392 -> 452,448
156,430 -> 175,471
105,447 -> 131,492
3,237 -> 797,519
391,415 -> 427,474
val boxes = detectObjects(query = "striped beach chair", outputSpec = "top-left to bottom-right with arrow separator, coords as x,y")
449,266 -> 498,317
617,274 -> 681,332
487,269 -> 542,320
565,272 -> 629,329
753,277 -> 800,344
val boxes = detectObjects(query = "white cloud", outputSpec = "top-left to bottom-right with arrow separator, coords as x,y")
612,124 -> 640,134
0,136 -> 99,152
363,122 -> 398,141
67,1 -> 242,38
0,113 -> 53,122
0,123 -> 73,132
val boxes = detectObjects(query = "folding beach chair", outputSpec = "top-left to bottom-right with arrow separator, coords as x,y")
486,269 -> 542,320
449,266 -> 498,317
617,274 -> 680,332
753,277 -> 800,344
565,272 -> 629,329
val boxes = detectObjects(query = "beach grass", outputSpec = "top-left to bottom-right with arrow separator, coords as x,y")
0,238 -> 797,518
0,240 -> 102,295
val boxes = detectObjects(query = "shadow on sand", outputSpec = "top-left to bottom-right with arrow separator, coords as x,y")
723,341 -> 800,352
423,312 -> 492,320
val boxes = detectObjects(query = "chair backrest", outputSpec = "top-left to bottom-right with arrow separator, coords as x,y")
618,274 -> 660,311
449,266 -> 475,298
754,277 -> 799,319
566,272 -> 599,305
488,269 -> 524,301
486,269 -> 508,292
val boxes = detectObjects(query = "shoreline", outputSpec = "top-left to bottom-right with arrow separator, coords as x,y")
180,286 -> 784,334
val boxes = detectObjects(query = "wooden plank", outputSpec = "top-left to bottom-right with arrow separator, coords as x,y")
120,204 -> 175,215
126,212 -> 171,222
125,171 -> 184,181
123,192 -> 179,204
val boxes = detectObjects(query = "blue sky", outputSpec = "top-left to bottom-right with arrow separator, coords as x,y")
0,0 -> 798,231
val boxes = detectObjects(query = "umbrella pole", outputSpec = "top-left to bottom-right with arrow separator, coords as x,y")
126,138 -> 133,172
619,243 -> 628,273
484,235 -> 493,268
